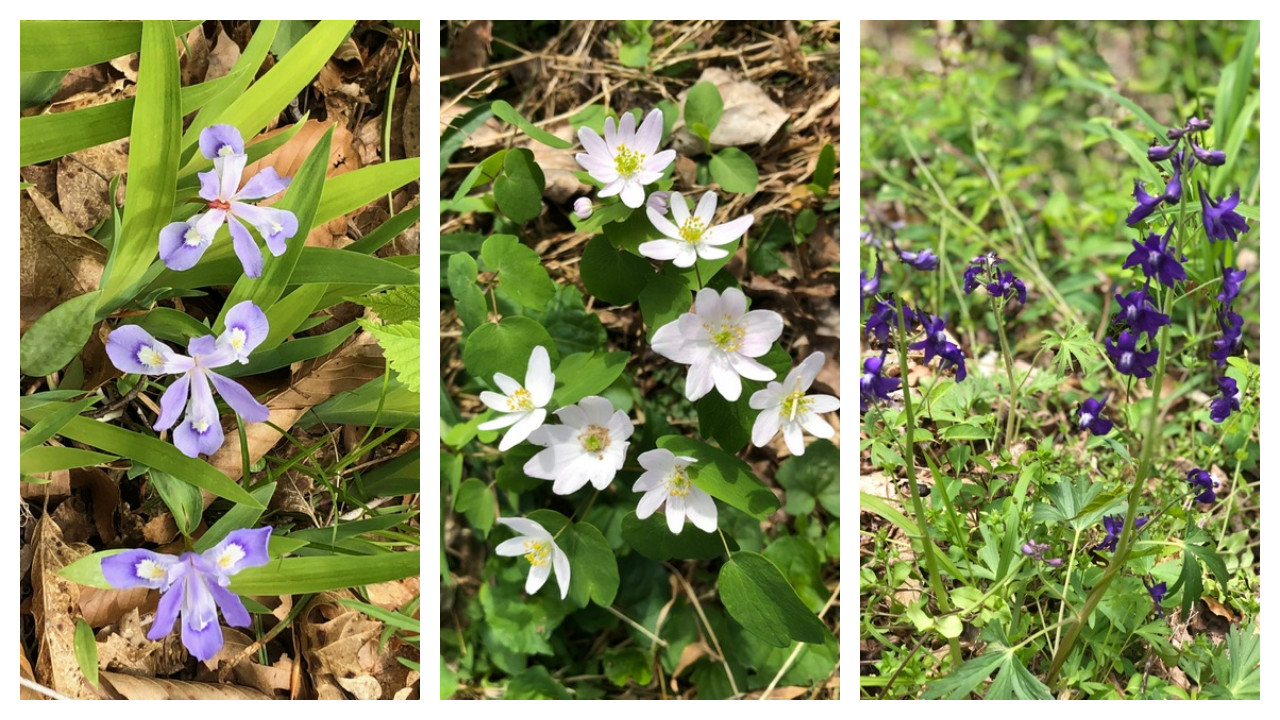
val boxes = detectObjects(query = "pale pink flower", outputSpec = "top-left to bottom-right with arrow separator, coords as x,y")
575,109 -> 676,209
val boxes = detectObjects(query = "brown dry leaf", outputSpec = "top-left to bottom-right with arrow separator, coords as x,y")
49,497 -> 92,544
69,467 -> 121,543
21,468 -> 71,500
670,640 -> 712,686
100,671 -> 272,700
205,627 -> 294,697
180,26 -> 211,86
401,79 -> 420,159
20,643 -> 45,700
96,608 -> 186,676
300,590 -> 417,700
354,116 -> 383,167
56,139 -> 130,232
30,515 -> 97,699
142,513 -> 180,545
1202,596 -> 1236,622
108,53 -> 139,83
206,27 -> 242,81
366,576 -> 420,613
20,189 -> 107,332
441,21 -> 492,81
79,585 -> 155,629
671,67 -> 789,155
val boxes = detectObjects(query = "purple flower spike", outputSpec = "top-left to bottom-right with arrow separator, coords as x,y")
1185,116 -> 1211,133
1217,266 -> 1248,308
1190,140 -> 1226,166
1105,330 -> 1159,379
1209,310 -> 1244,366
1198,185 -> 1251,243
910,314 -> 967,382
1186,468 -> 1219,505
866,299 -> 915,342
1209,376 -> 1242,423
1147,141 -> 1178,162
1123,225 -> 1186,288
859,351 -> 900,413
1143,574 -> 1168,618
1126,180 -> 1164,227
1113,284 -> 1170,338
898,248 -> 939,271
101,526 -> 273,661
1077,395 -> 1114,436
1162,155 -> 1183,203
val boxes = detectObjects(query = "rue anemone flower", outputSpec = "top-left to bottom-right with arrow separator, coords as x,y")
647,190 -> 671,215
1189,140 -> 1226,166
860,260 -> 882,312
749,352 -> 840,456
573,197 -> 593,219
575,108 -> 676,209
910,314 -> 967,382
1096,514 -> 1149,553
641,190 -> 753,268
1125,179 -> 1164,227
493,517 -> 570,599
1142,574 -> 1168,618
897,247 -> 939,271
160,124 -> 297,278
1077,394 -> 1114,436
1198,185 -> 1251,243
106,301 -> 271,458
1123,225 -> 1186,288
1209,376 -> 1242,423
1209,310 -> 1244,366
651,287 -> 783,402
523,395 -> 633,495
1113,283 -> 1170,338
1216,266 -> 1248,308
101,526 -> 272,661
860,351 -> 900,413
632,449 -> 717,534
1105,330 -> 1159,379
478,345 -> 554,451
1186,468 -> 1220,505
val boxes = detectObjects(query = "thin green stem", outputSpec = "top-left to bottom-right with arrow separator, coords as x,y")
991,296 -> 1018,450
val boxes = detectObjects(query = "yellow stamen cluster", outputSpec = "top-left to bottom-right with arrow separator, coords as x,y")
613,144 -> 645,177
679,218 -> 708,245
506,388 -> 534,412
522,539 -> 550,568
579,424 -> 612,456
228,328 -> 247,351
665,465 -> 692,498
217,145 -> 236,157
136,559 -> 167,581
780,389 -> 812,422
217,544 -> 246,570
705,319 -> 746,353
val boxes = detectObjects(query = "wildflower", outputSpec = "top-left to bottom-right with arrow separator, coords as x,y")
749,352 -> 840,455
523,395 -> 633,494
1096,514 -> 1149,553
963,252 -> 1001,294
860,351 -> 900,413
1209,310 -> 1244,366
1077,394 -> 1114,436
101,526 -> 272,661
1021,540 -> 1063,567
1186,468 -> 1219,504
478,346 -> 554,451
1162,153 -> 1184,203
1105,330 -> 1159,379
493,517 -> 570,599
573,197 -> 593,219
159,125 -> 297,278
106,302 -> 271,458
641,191 -> 753,268
910,314 -> 967,382
1216,266 -> 1248,308
897,248 -> 938,271
650,287 -> 783,401
647,190 -> 671,215
575,109 -> 676,209
1125,180 -> 1163,227
1143,574 -> 1168,618
1113,284 -> 1170,338
1147,141 -> 1178,162
860,260 -> 882,312
865,298 -> 914,342
985,270 -> 1027,304
1189,140 -> 1226,166
1209,376 -> 1241,423
1185,116 -> 1212,133
1198,185 -> 1251,243
1123,225 -> 1185,288
632,449 -> 717,534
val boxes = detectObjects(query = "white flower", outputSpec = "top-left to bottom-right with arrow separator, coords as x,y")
523,395 -> 634,495
478,346 -> 554,451
651,287 -> 784,402
575,109 -> 676,209
641,191 -> 753,268
632,449 -> 717,534
749,351 -> 840,455
647,190 -> 671,215
573,197 -> 593,219
494,517 -> 570,598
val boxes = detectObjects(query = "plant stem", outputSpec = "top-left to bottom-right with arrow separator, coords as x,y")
992,296 -> 1019,449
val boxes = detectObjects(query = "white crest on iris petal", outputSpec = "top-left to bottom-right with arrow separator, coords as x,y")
217,543 -> 246,570
136,559 -> 168,582
137,345 -> 166,369
228,328 -> 247,352
183,226 -> 205,247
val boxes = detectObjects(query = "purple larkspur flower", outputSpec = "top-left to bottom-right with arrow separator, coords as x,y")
1123,225 -> 1186,288
1147,140 -> 1178,162
1021,539 -> 1063,567
106,301 -> 271,458
1216,266 -> 1248,308
159,125 -> 297,278
1198,185 -> 1251,243
860,351 -> 900,413
1143,574 -> 1168,618
910,314 -> 967,382
101,526 -> 272,661
1077,394 -> 1114,436
1162,153 -> 1183,203
1105,330 -> 1159,379
1097,514 -> 1149,553
962,252 -> 1002,295
897,248 -> 939,271
1209,310 -> 1244,366
1113,284 -> 1170,338
1186,468 -> 1219,504
985,269 -> 1027,304
1185,116 -> 1211,133
1209,376 -> 1241,423
1189,140 -> 1226,166
860,260 -> 882,312
865,299 -> 915,342
1126,180 -> 1164,227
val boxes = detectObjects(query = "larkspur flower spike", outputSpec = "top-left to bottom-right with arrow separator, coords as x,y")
859,350 -> 900,413
575,109 -> 676,209
1186,468 -> 1220,505
101,526 -> 272,661
1198,184 -> 1250,243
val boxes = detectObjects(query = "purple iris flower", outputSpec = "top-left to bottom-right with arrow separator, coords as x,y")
859,351 -> 901,413
1123,225 -> 1186,288
159,125 -> 298,278
1186,468 -> 1219,504
910,314 -> 967,382
1209,376 -> 1241,423
1113,284 -> 1170,338
1077,394 -> 1113,436
1216,266 -> 1247,308
101,527 -> 272,661
898,248 -> 939,271
860,260 -> 882,311
106,301 -> 271,458
1105,330 -> 1159,379
1189,140 -> 1226,166
1198,185 -> 1251,243
1209,310 -> 1244,366
1097,514 -> 1148,552
1143,574 -> 1168,618
1125,180 -> 1164,227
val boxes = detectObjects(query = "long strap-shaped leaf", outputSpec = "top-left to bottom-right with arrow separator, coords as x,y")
20,20 -> 201,72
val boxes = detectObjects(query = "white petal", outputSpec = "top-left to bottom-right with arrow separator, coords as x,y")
644,150 -> 676,174
635,488 -> 667,519
752,406 -> 781,447
729,354 -> 776,382
576,152 -> 618,181
646,207 -> 683,240
599,177 -> 625,198
551,460 -> 593,495
707,215 -> 753,245
685,359 -> 716,401
617,111 -> 637,147
493,373 -> 522,396
694,191 -> 718,224
635,108 -> 664,153
577,395 -> 616,426
672,245 -> 700,268
619,180 -> 644,208
638,448 -> 674,473
710,355 -> 743,401
499,409 -> 546,451
639,239 -> 683,262
607,410 -> 634,440
807,394 -> 841,413
782,422 -> 806,456
692,287 -> 722,319
739,310 -> 785,354
494,537 -> 530,556
694,245 -> 730,262
579,126 -> 610,159
749,383 -> 781,410
652,318 -> 703,364
525,346 -> 554,405
554,403 -> 589,429
685,490 -> 719,533
718,287 -> 748,318
497,516 -> 550,540
588,456 -> 620,490
526,561 -> 551,594
524,444 -> 580,480
632,469 -> 663,493
800,412 -> 835,439
603,116 -> 619,149
478,411 -> 523,431
666,495 -> 687,534
795,352 -> 825,391
479,390 -> 513,413
552,546 -> 571,599
670,192 -> 690,226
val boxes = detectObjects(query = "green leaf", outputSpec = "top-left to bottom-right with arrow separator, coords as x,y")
718,551 -> 830,647
936,614 -> 964,640
453,478 -> 495,537
710,147 -> 759,194
579,235 -> 653,305
229,552 -> 420,595
20,396 -> 98,453
348,205 -> 421,256
153,247 -> 420,290
775,439 -> 840,518
353,285 -> 420,325
148,469 -> 204,537
481,234 -> 555,308
638,274 -> 692,338
550,351 -> 629,406
684,82 -> 724,140
360,320 -> 420,393
491,100 -> 573,149
307,376 -> 420,429
922,651 -> 1006,699
446,253 -> 488,337
656,435 -> 779,519
313,158 -> 420,227
505,665 -> 572,700
450,150 -> 507,204
524,510 -> 618,608
193,482 -> 278,553
527,284 -> 607,357
20,20 -> 200,72
463,316 -> 558,388
19,291 -> 100,376
493,149 -> 546,224
441,103 -> 493,175
621,511 -> 735,561
810,143 -> 836,195
74,618 -> 99,688
603,646 -> 653,687
20,70 -> 66,109
19,446 -> 117,474
181,22 -> 280,152
1214,20 -> 1258,170
440,657 -> 459,700
618,34 -> 653,68
1066,77 -> 1166,137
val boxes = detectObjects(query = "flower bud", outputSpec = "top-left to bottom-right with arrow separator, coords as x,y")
573,197 -> 593,219
646,191 -> 670,215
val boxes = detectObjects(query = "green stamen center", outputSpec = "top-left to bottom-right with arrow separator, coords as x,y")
579,425 -> 611,455
522,539 -> 550,568
705,318 -> 746,353
614,144 -> 645,177
780,389 -> 811,422
506,388 -> 534,412
679,218 -> 708,244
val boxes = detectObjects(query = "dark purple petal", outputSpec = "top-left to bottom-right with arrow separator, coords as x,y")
1199,185 -> 1251,243
199,124 -> 245,159
227,216 -> 264,278
206,370 -> 270,422
1185,116 -> 1211,132
1162,159 -> 1182,203
1217,266 -> 1247,307
1147,141 -> 1177,161
153,373 -> 192,432
1126,180 -> 1163,226
1190,140 -> 1226,166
